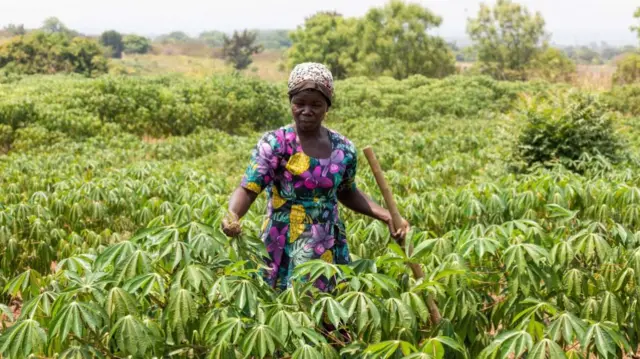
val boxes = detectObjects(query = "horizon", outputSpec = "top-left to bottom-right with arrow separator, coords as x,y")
1,0 -> 639,46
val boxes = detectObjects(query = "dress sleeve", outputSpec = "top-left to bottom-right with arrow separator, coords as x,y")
241,132 -> 280,194
338,140 -> 358,193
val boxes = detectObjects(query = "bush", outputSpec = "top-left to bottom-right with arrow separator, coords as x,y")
526,47 -> 576,83
515,90 -> 624,171
123,34 -> 151,54
0,124 -> 12,152
612,52 -> 640,86
603,84 -> 640,115
11,125 -> 67,151
0,31 -> 108,76
0,74 -> 289,141
332,75 -> 554,120
100,30 -> 124,59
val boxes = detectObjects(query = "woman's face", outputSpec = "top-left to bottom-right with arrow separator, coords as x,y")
291,90 -> 328,133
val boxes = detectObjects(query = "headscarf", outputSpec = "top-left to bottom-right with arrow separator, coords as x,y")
287,62 -> 334,107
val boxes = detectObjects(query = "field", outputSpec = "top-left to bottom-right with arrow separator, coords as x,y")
111,51 -> 288,82
1,73 -> 640,358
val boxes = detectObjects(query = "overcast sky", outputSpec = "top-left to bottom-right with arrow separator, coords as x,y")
1,0 -> 638,45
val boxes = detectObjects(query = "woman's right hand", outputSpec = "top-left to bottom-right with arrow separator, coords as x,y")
222,212 -> 242,238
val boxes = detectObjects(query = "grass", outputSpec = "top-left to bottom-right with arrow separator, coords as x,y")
110,50 -> 288,81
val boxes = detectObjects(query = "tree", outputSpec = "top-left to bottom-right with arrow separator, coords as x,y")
199,30 -> 226,47
467,0 -> 547,80
254,29 -> 292,49
612,53 -> 640,86
633,7 -> 640,41
123,34 -> 151,54
40,17 -> 79,37
352,0 -> 456,79
527,47 -> 576,83
286,11 -> 358,79
157,31 -> 191,44
100,30 -> 124,59
222,30 -> 263,70
2,24 -> 26,36
0,31 -> 107,76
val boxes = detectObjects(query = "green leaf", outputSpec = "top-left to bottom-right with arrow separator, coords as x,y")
207,341 -> 237,359
421,336 -> 467,359
165,288 -> 198,343
338,291 -> 382,333
111,315 -> 154,357
106,287 -> 139,322
4,269 -> 42,299
292,344 -> 323,359
548,312 -> 587,345
401,291 -> 429,323
383,297 -> 415,335
94,241 -> 138,271
58,345 -> 105,359
291,259 -> 342,283
115,249 -> 151,283
268,308 -> 300,343
49,301 -> 106,341
0,319 -> 47,358
19,291 -> 58,320
311,296 -> 349,329
123,272 -> 166,298
478,330 -> 533,359
582,322 -> 632,359
528,339 -> 567,359
363,340 -> 418,358
210,317 -> 246,344
174,264 -> 214,293
56,254 -> 95,274
241,324 -> 282,359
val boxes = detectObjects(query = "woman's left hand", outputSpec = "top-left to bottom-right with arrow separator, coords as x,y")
386,217 -> 411,242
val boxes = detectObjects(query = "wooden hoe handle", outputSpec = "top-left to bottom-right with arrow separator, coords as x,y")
362,146 -> 442,325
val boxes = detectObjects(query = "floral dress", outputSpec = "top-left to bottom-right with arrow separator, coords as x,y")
240,124 -> 357,291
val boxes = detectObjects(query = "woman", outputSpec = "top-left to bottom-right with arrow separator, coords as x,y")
222,62 -> 410,291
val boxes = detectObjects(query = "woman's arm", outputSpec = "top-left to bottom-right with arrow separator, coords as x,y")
337,188 -> 391,222
337,188 -> 410,240
222,186 -> 258,237
228,186 -> 259,218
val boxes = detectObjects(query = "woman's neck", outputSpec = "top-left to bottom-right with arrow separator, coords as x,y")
294,124 -> 325,139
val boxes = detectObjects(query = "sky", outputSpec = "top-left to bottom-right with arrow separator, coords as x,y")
1,0 -> 638,46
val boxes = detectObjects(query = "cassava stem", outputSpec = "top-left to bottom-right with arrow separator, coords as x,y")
362,146 -> 442,325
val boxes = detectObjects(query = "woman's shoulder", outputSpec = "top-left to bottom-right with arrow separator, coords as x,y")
327,127 -> 357,154
256,124 -> 294,144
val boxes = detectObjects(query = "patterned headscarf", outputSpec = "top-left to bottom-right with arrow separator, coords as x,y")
288,62 -> 334,106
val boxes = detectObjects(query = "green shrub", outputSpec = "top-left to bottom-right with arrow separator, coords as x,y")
122,34 -> 151,54
333,75 -> 554,120
612,52 -> 640,86
0,124 -> 12,152
515,90 -> 624,171
603,84 -> 640,115
11,125 -> 67,151
0,74 -> 289,141
526,47 -> 577,83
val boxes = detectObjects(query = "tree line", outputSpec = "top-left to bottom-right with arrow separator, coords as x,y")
1,1 -> 639,83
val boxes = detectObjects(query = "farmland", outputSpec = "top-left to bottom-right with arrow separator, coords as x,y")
0,72 -> 639,358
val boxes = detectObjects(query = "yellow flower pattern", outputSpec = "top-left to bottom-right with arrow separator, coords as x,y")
272,187 -> 286,209
289,204 -> 307,242
244,182 -> 262,194
321,250 -> 333,263
286,152 -> 310,176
